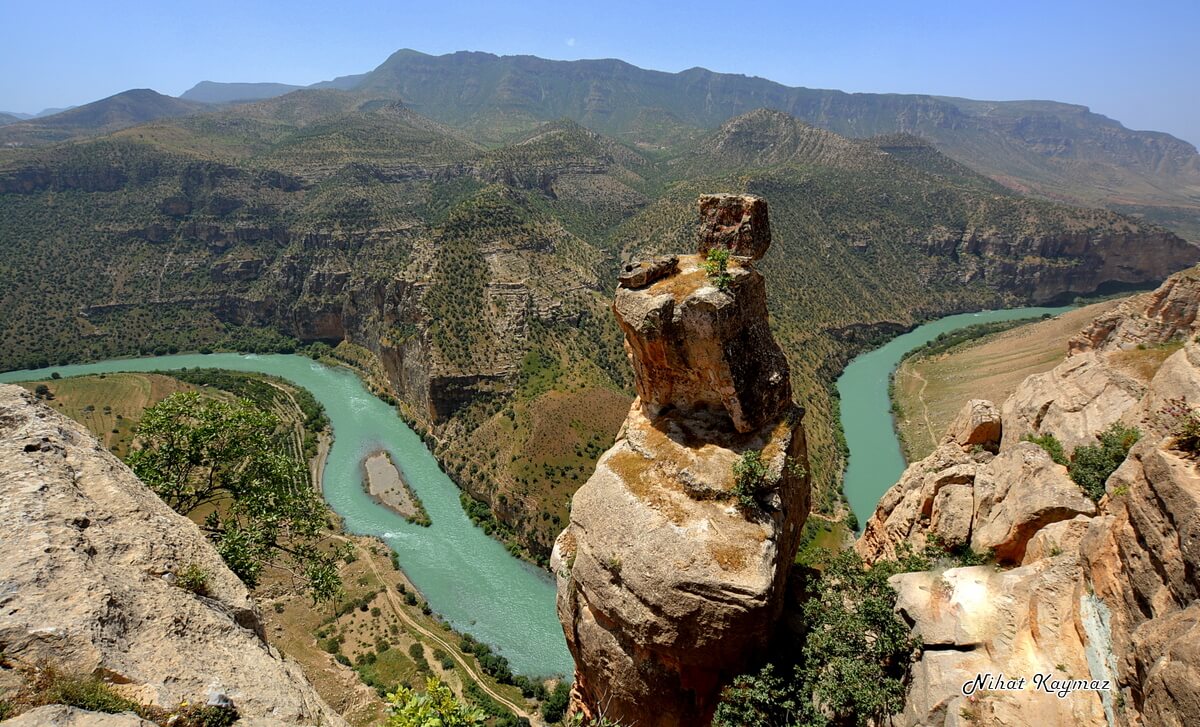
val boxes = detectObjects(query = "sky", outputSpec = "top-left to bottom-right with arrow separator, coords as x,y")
2,0 -> 1197,146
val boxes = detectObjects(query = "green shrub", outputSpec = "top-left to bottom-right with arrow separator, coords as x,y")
702,248 -> 733,291
731,450 -> 769,510
43,672 -> 139,714
176,564 -> 210,597
1023,432 -> 1068,466
1069,422 -> 1141,501
541,682 -> 571,723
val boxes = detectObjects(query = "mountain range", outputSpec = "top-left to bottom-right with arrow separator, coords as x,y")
1,48 -> 1198,560
3,49 -> 1197,240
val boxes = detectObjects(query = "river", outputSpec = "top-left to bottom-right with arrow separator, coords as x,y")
837,306 -> 1075,530
0,353 -> 573,678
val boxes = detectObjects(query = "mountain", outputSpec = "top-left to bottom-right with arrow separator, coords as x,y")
1,98 -> 1193,561
191,49 -> 1199,239
180,80 -> 305,104
0,112 -> 19,126
0,89 -> 208,145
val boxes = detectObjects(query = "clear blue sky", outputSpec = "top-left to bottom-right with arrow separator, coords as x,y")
2,0 -> 1196,145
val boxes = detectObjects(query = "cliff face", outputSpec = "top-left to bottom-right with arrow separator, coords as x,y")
858,265 -> 1200,726
552,196 -> 810,726
0,384 -> 347,726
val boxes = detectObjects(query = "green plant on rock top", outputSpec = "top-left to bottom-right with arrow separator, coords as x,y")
176,564 -> 211,596
386,677 -> 486,726
703,247 -> 733,291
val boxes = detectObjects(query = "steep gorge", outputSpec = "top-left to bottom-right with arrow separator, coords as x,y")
857,266 -> 1200,726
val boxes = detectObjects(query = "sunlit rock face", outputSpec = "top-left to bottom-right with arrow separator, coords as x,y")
552,195 -> 810,726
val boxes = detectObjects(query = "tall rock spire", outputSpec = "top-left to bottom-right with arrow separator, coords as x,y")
552,194 -> 810,726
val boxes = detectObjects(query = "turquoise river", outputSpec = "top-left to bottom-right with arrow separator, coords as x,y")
0,353 -> 574,678
0,306 -> 1077,675
837,305 -> 1075,529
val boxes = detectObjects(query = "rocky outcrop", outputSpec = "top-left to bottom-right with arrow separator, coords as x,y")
861,270 -> 1200,727
0,385 -> 347,726
1070,265 -> 1200,354
857,410 -> 1095,565
1000,351 -> 1146,451
553,195 -> 809,726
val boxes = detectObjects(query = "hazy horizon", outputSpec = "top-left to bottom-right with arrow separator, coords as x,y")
2,0 -> 1197,146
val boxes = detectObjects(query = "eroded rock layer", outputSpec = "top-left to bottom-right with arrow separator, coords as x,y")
553,196 -> 809,726
859,265 -> 1200,726
0,385 -> 346,726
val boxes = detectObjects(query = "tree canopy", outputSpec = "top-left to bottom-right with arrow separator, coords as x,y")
127,391 -> 343,602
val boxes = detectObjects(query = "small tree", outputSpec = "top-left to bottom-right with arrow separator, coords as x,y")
386,678 -> 486,727
703,248 -> 733,291
731,450 -> 769,510
127,392 -> 343,602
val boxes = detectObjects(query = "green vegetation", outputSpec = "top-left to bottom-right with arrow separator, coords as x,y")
127,392 -> 344,602
175,564 -> 211,596
7,667 -> 238,727
540,682 -> 572,724
901,317 -> 1043,361
731,450 -> 769,510
703,247 -> 733,291
1069,422 -> 1141,502
1156,397 -> 1200,456
1024,432 -> 1069,466
385,678 -> 486,726
714,549 -> 922,727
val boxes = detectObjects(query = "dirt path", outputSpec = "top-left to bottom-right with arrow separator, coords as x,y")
340,536 -> 537,723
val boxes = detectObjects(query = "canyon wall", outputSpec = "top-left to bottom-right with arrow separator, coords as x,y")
858,265 -> 1200,726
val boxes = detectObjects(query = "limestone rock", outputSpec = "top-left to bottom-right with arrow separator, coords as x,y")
0,705 -> 155,726
695,194 -> 771,261
890,559 -> 1108,727
614,254 -> 792,434
1129,604 -> 1200,727
1021,514 -> 1093,565
555,196 -> 809,726
1000,352 -> 1144,451
944,399 -> 1001,449
855,443 -> 980,563
1070,265 -> 1200,354
971,442 -> 1097,563
0,385 -> 347,726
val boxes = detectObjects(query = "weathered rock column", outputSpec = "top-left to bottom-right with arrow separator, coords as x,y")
552,194 -> 810,726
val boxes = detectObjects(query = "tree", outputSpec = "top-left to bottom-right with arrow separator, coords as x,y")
386,678 -> 486,727
714,549 -> 921,726
127,391 -> 343,602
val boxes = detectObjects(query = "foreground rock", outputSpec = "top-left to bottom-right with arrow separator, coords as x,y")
0,385 -> 347,726
553,195 -> 810,726
860,266 -> 1200,726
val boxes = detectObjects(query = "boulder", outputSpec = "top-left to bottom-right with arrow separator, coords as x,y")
695,194 -> 771,261
0,385 -> 346,726
971,442 -> 1097,563
1069,265 -> 1200,354
1000,352 -> 1144,451
889,559 -> 1108,727
0,706 -> 155,726
944,399 -> 1002,449
614,254 -> 792,434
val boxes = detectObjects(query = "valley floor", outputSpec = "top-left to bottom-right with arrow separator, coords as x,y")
892,300 -> 1124,461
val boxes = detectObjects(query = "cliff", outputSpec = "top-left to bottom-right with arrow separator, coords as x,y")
0,384 -> 347,726
858,265 -> 1200,726
551,195 -> 810,726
